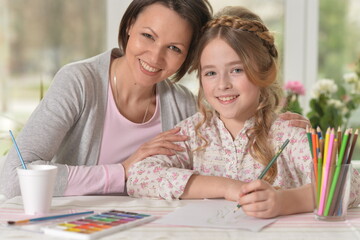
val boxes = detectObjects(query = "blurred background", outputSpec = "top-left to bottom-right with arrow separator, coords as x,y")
1,0 -> 360,159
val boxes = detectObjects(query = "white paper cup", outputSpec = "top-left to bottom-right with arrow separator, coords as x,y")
17,165 -> 57,215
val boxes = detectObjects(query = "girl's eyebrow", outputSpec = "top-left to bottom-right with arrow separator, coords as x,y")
201,65 -> 215,72
201,61 -> 243,71
226,60 -> 243,66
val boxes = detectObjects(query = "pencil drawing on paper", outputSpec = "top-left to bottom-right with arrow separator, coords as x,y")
207,205 -> 246,225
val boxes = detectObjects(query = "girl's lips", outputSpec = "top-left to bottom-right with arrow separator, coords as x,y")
217,95 -> 239,102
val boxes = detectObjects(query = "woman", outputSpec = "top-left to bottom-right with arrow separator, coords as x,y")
0,0 -> 306,199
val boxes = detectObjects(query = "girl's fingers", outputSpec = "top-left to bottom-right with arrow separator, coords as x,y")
241,200 -> 268,212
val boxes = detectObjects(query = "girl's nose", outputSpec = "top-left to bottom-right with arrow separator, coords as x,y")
218,74 -> 232,90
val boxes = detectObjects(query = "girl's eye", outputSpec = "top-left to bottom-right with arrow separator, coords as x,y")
232,68 -> 243,73
142,33 -> 154,40
204,71 -> 216,77
169,45 -> 182,53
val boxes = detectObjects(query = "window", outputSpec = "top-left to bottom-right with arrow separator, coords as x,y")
318,0 -> 360,159
0,0 -> 106,154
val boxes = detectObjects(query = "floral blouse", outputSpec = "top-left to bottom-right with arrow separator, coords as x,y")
127,112 -> 360,207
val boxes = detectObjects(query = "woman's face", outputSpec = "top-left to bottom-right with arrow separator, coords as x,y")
125,3 -> 193,86
200,38 -> 260,126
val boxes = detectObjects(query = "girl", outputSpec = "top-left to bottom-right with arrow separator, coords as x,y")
127,11 -> 360,218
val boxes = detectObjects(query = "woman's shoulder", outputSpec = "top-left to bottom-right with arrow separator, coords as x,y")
57,50 -> 111,77
51,50 -> 112,91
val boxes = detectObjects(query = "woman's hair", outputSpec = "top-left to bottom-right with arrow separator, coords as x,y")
118,0 -> 212,82
191,9 -> 283,184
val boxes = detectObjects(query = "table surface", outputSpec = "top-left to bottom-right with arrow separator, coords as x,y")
1,195 -> 360,240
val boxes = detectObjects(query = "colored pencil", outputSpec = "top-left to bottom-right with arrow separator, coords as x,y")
233,139 -> 290,212
323,129 -> 349,216
323,128 -> 330,167
318,128 -> 335,215
324,138 -> 337,210
306,126 -> 313,158
337,127 -> 342,154
328,165 -> 347,216
7,211 -> 94,225
9,130 -> 27,169
311,129 -> 318,183
346,129 -> 358,164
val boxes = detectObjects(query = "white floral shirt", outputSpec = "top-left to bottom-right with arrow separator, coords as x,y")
127,113 -> 360,207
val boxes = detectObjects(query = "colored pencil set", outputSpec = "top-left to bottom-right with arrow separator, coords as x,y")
306,126 -> 358,218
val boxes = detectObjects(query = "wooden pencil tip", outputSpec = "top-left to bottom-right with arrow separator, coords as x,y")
7,221 -> 15,225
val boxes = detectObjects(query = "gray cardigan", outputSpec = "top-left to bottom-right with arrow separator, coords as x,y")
0,49 -> 197,199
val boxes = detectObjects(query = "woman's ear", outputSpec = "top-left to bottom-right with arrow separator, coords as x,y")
126,18 -> 136,36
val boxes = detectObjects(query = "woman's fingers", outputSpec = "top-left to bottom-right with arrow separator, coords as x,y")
288,119 -> 311,129
124,127 -> 189,178
279,111 -> 311,129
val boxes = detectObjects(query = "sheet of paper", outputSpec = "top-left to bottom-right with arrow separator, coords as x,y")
154,199 -> 276,232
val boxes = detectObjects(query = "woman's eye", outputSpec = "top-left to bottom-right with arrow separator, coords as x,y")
142,33 -> 154,40
204,71 -> 216,76
169,45 -> 182,53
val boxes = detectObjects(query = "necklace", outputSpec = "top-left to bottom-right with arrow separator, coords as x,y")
112,58 -> 153,124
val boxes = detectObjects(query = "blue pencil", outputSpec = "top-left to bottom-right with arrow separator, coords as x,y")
9,130 -> 27,169
7,211 -> 95,225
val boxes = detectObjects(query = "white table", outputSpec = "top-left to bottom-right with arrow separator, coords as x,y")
1,195 -> 360,240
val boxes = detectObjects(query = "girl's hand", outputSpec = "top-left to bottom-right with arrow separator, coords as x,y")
236,180 -> 283,219
122,127 -> 188,179
279,111 -> 311,129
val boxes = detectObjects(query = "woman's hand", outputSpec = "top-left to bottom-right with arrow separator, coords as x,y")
279,111 -> 311,129
122,127 -> 188,179
236,180 -> 282,219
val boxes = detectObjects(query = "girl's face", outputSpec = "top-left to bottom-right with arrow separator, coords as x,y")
125,3 -> 192,87
200,38 -> 260,127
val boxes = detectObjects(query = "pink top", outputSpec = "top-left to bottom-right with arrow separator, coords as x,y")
127,112 -> 360,207
64,83 -> 161,196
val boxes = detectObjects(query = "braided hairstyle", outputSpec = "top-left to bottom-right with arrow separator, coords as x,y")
191,14 -> 283,184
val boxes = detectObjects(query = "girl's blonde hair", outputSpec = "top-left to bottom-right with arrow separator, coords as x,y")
190,14 -> 283,184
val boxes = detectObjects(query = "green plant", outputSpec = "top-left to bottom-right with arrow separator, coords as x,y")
307,72 -> 360,131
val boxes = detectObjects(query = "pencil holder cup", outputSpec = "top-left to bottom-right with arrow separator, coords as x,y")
311,164 -> 352,221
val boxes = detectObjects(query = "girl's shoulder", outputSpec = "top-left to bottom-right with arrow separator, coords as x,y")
176,112 -> 204,129
271,117 -> 307,141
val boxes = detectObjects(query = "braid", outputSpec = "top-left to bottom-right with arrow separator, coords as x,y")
205,16 -> 278,58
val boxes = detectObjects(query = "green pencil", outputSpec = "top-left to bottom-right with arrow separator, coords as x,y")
324,130 -> 349,216
233,139 -> 290,212
307,126 -> 313,158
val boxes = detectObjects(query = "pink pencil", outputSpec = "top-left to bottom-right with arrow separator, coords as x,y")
318,128 -> 335,215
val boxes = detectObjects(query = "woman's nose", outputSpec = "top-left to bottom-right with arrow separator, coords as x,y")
149,44 -> 165,65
